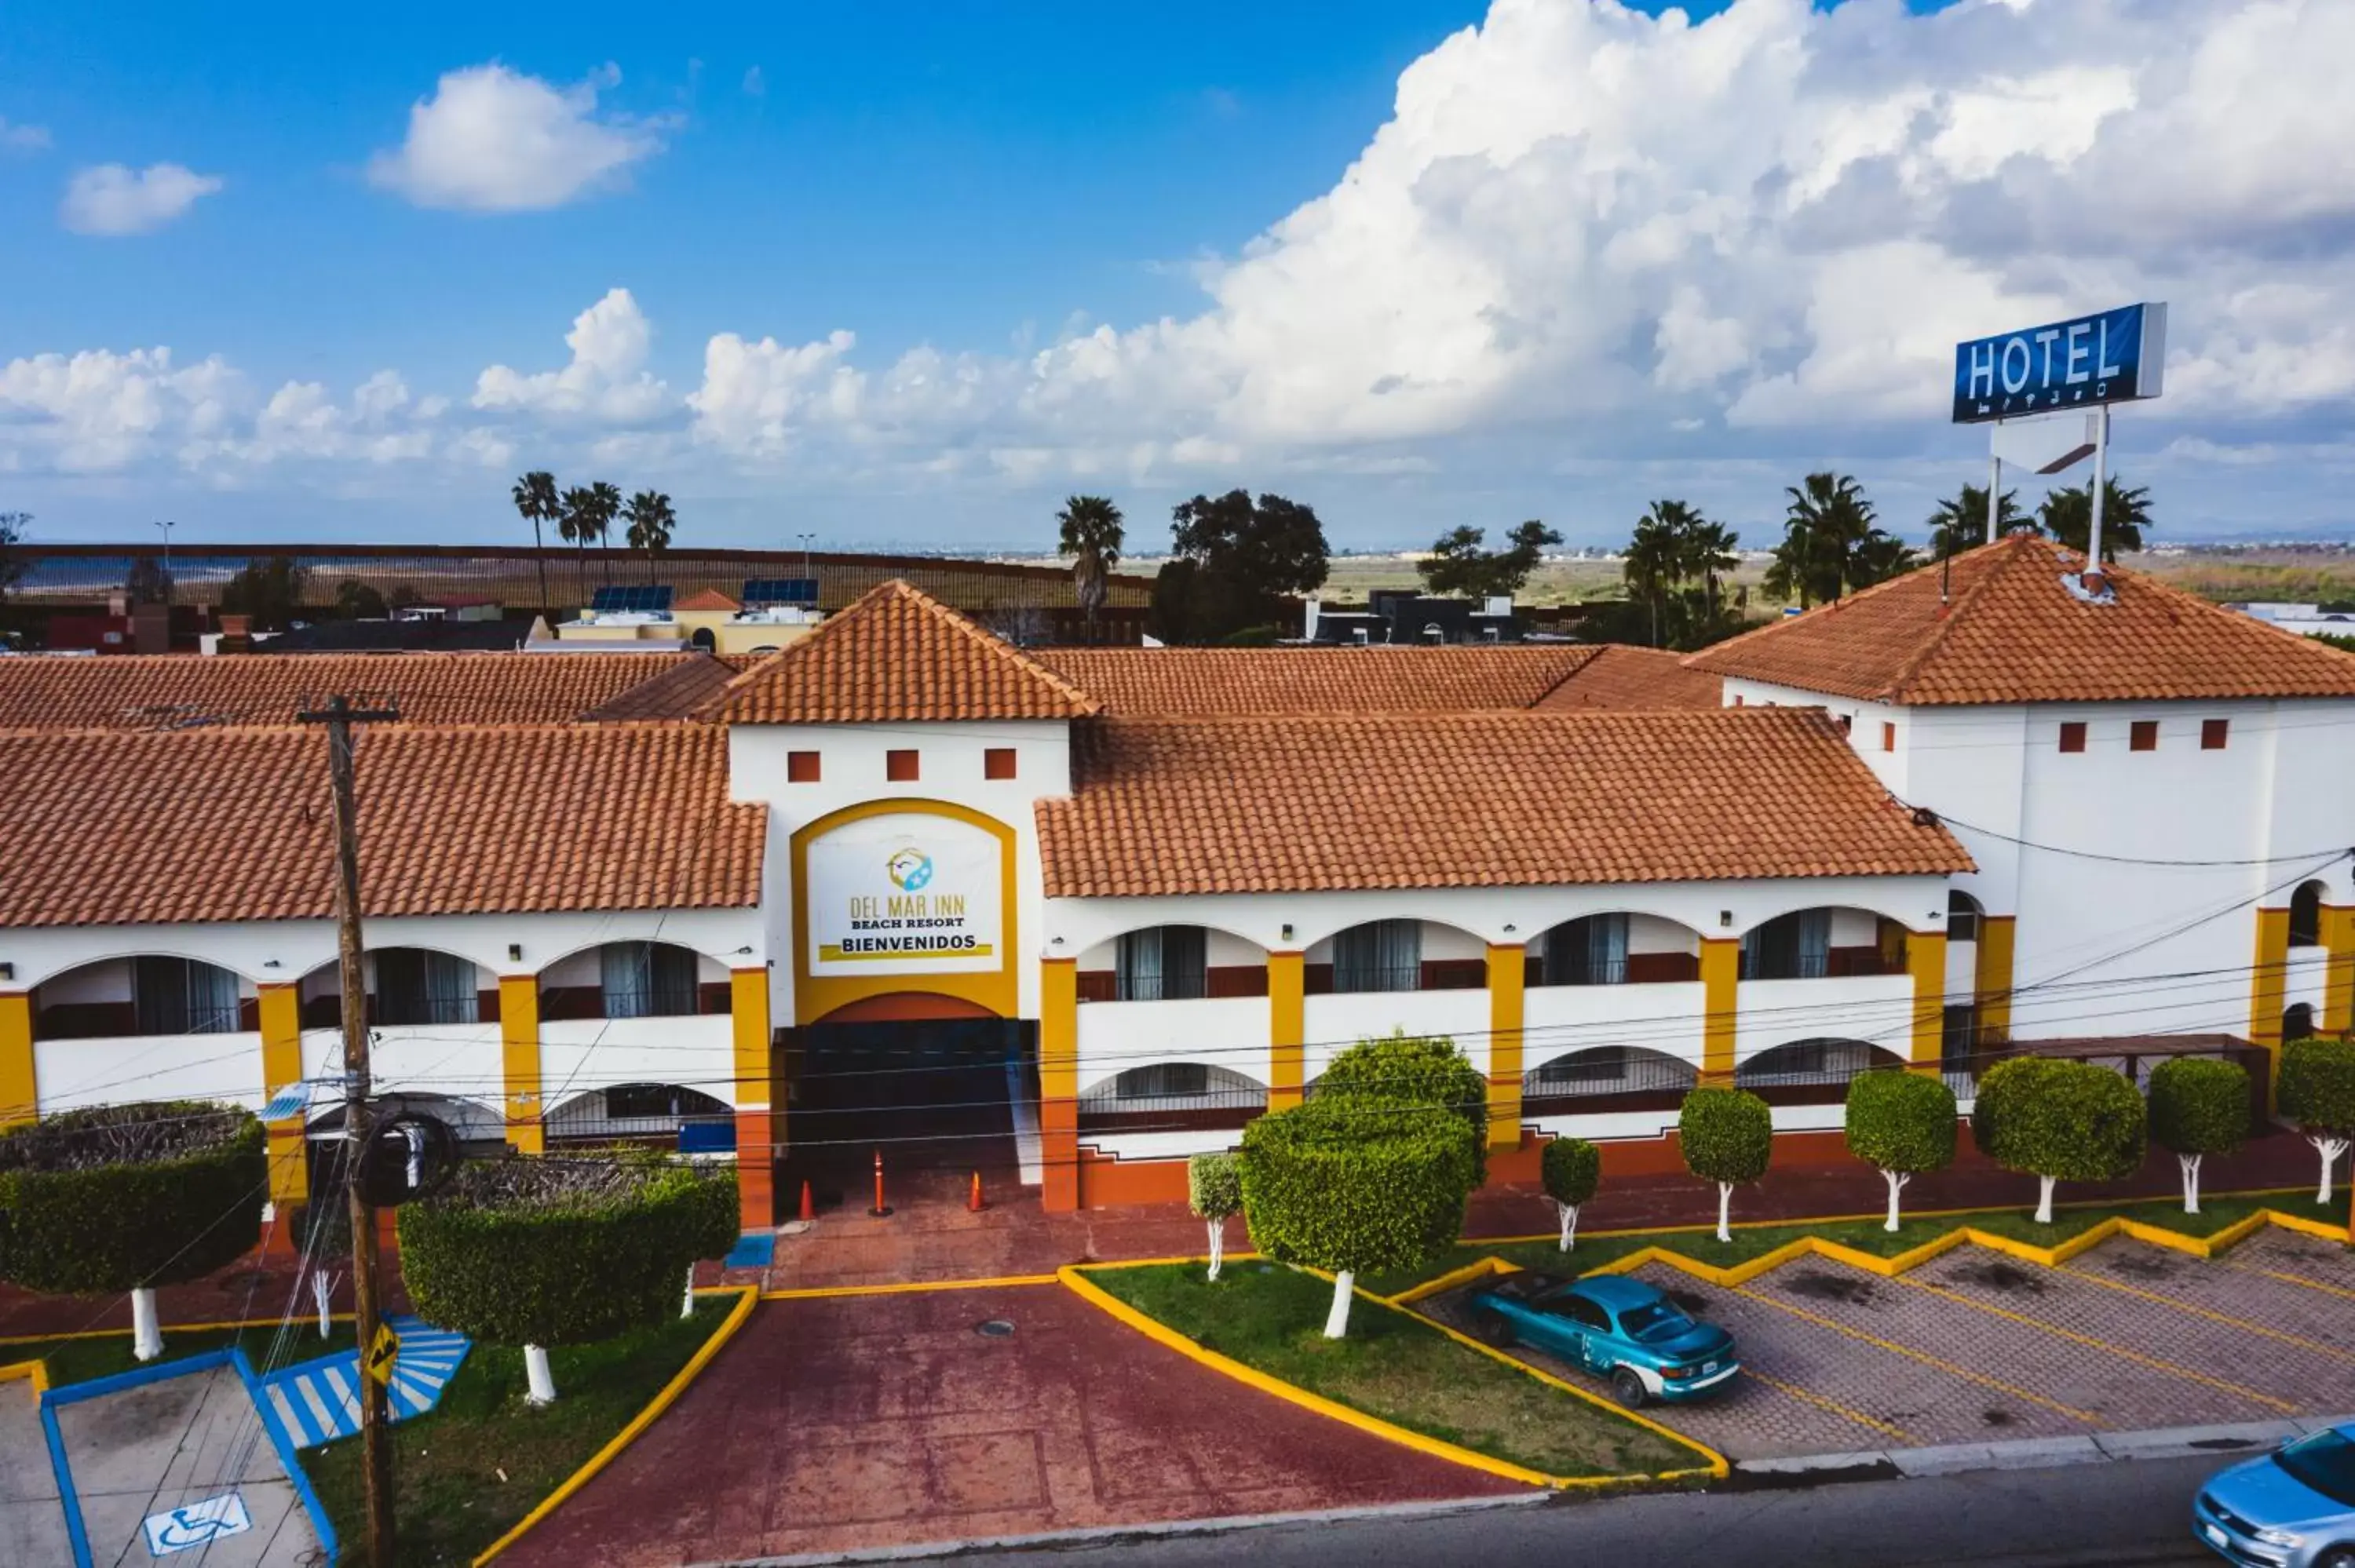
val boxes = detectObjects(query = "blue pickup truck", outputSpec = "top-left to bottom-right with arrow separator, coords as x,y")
1465,1271 -> 1740,1408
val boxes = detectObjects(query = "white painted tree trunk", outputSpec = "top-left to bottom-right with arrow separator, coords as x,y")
524,1344 -> 557,1405
2035,1175 -> 2057,1224
1557,1202 -> 1581,1253
2313,1136 -> 2350,1205
1323,1271 -> 1356,1340
130,1287 -> 162,1362
682,1264 -> 697,1320
2178,1154 -> 2203,1216
1206,1217 -> 1225,1282
1882,1169 -> 1910,1233
1715,1183 -> 1733,1244
312,1268 -> 333,1338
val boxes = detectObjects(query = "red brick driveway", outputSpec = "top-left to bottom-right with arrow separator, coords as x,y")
502,1280 -> 1524,1566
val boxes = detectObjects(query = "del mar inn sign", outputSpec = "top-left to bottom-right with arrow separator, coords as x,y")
1952,302 -> 2167,424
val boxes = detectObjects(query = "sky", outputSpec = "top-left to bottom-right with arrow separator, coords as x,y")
4,0 -> 2353,556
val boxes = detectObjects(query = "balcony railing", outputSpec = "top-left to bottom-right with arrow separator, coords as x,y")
1077,1083 -> 1268,1134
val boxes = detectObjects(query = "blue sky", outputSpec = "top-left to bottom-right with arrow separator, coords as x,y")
3,0 -> 2350,555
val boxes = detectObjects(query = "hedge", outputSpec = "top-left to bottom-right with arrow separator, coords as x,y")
1314,1032 -> 1491,1184
2279,1037 -> 2355,1136
1679,1086 -> 1772,1186
1540,1136 -> 1601,1209
399,1156 -> 738,1347
1238,1096 -> 1479,1278
0,1102 -> 267,1295
1971,1056 -> 2146,1183
1845,1070 -> 1957,1176
1188,1151 -> 1241,1220
2148,1058 -> 2250,1158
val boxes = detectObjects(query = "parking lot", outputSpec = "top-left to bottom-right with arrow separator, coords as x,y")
1427,1227 -> 2355,1460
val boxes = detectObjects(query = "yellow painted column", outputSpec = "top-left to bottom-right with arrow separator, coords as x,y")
257,983 -> 307,1205
1485,944 -> 1525,1150
2251,907 -> 2291,1111
1907,930 -> 1948,1067
730,967 -> 776,1231
2322,906 -> 2355,1037
1268,950 -> 1305,1111
1039,957 -> 1079,1212
1700,938 -> 1739,1081
1973,915 -> 2017,1045
0,991 -> 34,1130
499,974 -> 544,1155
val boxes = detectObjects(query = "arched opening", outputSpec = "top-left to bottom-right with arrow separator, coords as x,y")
1076,924 -> 1269,1003
31,956 -> 252,1040
545,1083 -> 736,1150
2290,881 -> 2326,949
1533,913 -> 1701,986
1307,919 -> 1485,994
368,947 -> 491,1026
812,993 -> 1000,1024
541,940 -> 726,1022
1947,890 -> 1983,943
2284,1003 -> 2317,1045
689,626 -> 717,653
1077,1062 -> 1268,1133
1521,1046 -> 1698,1111
1736,1039 -> 1906,1102
1740,908 -> 1908,980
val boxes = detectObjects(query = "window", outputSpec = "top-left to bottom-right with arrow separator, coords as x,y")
885,749 -> 919,782
1332,920 -> 1422,992
1740,910 -> 1830,980
1115,926 -> 1208,1001
1732,695 -> 1744,707
374,949 -> 479,1026
984,747 -> 1017,780
2290,881 -> 2325,949
1946,891 -> 1981,943
601,942 -> 699,1018
2130,720 -> 2158,752
1532,1048 -> 1629,1086
1112,1063 -> 1210,1099
1543,914 -> 1627,986
1547,1293 -> 1612,1330
787,750 -> 820,783
2202,719 -> 2229,750
1837,714 -> 1852,735
1881,722 -> 1896,753
132,957 -> 242,1035
2058,721 -> 2087,753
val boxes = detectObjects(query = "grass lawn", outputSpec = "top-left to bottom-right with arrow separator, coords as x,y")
1088,1261 -> 1696,1480
305,1298 -> 732,1566
1362,1187 -> 2346,1296
0,1321 -> 360,1388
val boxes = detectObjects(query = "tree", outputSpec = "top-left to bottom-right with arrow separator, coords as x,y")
2277,1037 -> 2355,1205
1620,500 -> 1736,648
1541,1137 -> 1601,1252
334,579 -> 389,619
1679,1086 -> 1772,1242
2147,1057 -> 2250,1215
0,1103 -> 267,1362
1313,1031 -> 1491,1187
1165,490 -> 1331,643
1238,1095 -> 1478,1339
218,556 -> 306,631
1766,472 -> 1913,607
1188,1151 -> 1242,1281
2039,476 -> 2153,560
1971,1056 -> 2147,1223
399,1154 -> 737,1403
586,481 -> 624,585
1056,495 -> 1125,644
510,471 -> 560,610
623,490 -> 677,582
557,484 -> 613,603
1926,483 -> 2028,558
0,509 -> 29,602
1417,520 -> 1562,600
124,556 -> 170,607
1844,1070 -> 1956,1232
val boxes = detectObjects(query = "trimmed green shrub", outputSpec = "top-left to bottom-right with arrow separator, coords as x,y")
1239,1095 -> 1478,1338
1540,1137 -> 1601,1252
2147,1057 -> 2251,1214
1188,1151 -> 1242,1280
1680,1086 -> 1771,1242
0,1101 -> 267,1295
1971,1056 -> 2146,1222
2279,1036 -> 2355,1205
1314,1031 -> 1491,1185
1845,1070 -> 1957,1231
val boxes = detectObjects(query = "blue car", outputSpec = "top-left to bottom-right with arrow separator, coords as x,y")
1465,1271 -> 1739,1408
2195,1425 -> 2355,1566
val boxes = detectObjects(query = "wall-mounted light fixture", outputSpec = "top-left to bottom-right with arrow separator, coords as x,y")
262,959 -> 281,970
733,946 -> 754,957
1280,922 -> 1294,943
1502,923 -> 1517,935
507,943 -> 523,963
0,962 -> 12,983
1719,910 -> 1733,928
1050,936 -> 1064,947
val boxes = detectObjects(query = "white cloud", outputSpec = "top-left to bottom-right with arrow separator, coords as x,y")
0,348 -> 241,471
742,66 -> 765,98
0,116 -> 49,152
60,163 -> 223,235
367,62 -> 664,213
687,330 -> 862,455
473,288 -> 669,422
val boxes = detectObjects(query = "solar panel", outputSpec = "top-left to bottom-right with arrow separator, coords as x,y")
593,585 -> 674,614
743,578 -> 819,607
590,585 -> 630,612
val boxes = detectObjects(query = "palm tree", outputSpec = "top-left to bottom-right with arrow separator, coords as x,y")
2038,476 -> 2152,562
1623,502 -> 1689,648
558,484 -> 598,604
509,471 -> 560,611
1684,518 -> 1740,622
1055,494 -> 1125,644
1926,483 -> 2028,559
623,490 -> 677,582
1774,473 -> 1871,607
586,481 -> 624,587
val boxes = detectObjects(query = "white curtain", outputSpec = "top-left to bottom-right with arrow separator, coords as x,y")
1336,920 -> 1422,992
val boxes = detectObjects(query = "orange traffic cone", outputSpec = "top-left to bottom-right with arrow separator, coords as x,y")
798,1180 -> 814,1223
968,1170 -> 987,1212
868,1150 -> 893,1218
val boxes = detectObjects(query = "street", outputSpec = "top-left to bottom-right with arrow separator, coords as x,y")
885,1457 -> 2227,1568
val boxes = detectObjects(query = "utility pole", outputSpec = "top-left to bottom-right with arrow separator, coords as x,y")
298,694 -> 400,1565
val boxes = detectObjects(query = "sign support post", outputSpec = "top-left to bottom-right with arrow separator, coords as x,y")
2087,403 -> 2111,575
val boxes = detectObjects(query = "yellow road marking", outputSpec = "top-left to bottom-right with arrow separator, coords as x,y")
2061,1261 -> 2355,1365
1886,1273 -> 2295,1415
1741,1366 -> 1911,1442
1728,1285 -> 2098,1423
2225,1260 -> 2355,1304
761,1274 -> 1059,1300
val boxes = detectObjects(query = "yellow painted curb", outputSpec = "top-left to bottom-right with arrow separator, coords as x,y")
1385,1256 -> 1511,1307
2263,1208 -> 2352,1243
0,1314 -> 356,1347
473,1285 -> 760,1566
0,1359 -> 49,1395
761,1274 -> 1060,1300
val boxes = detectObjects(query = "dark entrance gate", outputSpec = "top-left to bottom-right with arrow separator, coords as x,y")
784,1015 -> 1033,1209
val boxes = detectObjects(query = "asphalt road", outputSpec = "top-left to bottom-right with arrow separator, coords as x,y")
886,1457 -> 2230,1568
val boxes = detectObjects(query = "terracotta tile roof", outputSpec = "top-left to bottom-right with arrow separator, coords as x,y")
1036,709 -> 1970,897
0,651 -> 710,732
717,579 -> 1099,724
674,588 -> 742,612
1685,534 -> 2355,706
0,725 -> 765,927
575,655 -> 743,722
1531,645 -> 1724,711
1032,645 -> 1605,715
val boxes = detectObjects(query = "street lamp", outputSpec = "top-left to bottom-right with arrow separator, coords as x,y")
796,532 -> 816,583
153,520 -> 176,607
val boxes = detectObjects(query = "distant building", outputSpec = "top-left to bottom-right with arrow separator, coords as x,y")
2229,602 -> 2355,639
1303,590 -> 1522,644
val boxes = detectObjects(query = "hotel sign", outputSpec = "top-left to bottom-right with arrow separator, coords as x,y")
805,811 -> 1003,977
1952,302 -> 2167,424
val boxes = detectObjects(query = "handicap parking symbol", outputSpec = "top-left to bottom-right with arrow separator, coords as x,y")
143,1492 -> 253,1556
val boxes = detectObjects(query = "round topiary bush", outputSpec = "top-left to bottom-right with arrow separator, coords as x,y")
1845,1070 -> 1957,1232
1540,1136 -> 1601,1253
1313,1031 -> 1492,1184
2147,1056 -> 2251,1214
1971,1056 -> 2146,1223
2278,1036 -> 2355,1205
1679,1086 -> 1772,1242
1187,1151 -> 1242,1281
398,1154 -> 738,1401
1239,1095 -> 1478,1339
0,1101 -> 268,1361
